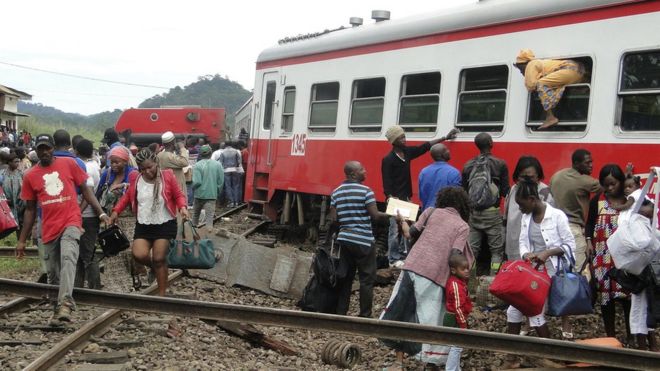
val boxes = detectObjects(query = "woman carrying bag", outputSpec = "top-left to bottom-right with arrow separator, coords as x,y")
109,148 -> 189,296
503,178 -> 576,367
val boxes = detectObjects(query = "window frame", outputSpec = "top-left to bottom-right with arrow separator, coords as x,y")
615,49 -> 660,133
397,71 -> 441,132
308,81 -> 340,133
281,86 -> 296,135
348,77 -> 387,132
262,80 -> 277,131
455,64 -> 509,132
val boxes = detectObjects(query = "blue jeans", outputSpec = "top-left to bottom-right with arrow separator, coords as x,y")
186,182 -> 194,207
224,172 -> 243,204
388,217 -> 409,263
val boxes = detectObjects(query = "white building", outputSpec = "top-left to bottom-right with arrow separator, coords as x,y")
0,84 -> 31,132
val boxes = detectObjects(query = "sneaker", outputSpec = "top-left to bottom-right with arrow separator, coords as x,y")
389,260 -> 405,269
56,304 -> 72,322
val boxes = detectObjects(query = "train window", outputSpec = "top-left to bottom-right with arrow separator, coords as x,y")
309,82 -> 340,132
349,77 -> 386,132
527,56 -> 592,132
281,87 -> 295,133
456,65 -> 508,132
263,81 -> 276,130
618,50 -> 660,131
398,72 -> 441,133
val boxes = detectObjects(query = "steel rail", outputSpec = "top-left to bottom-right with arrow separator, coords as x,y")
0,296 -> 39,316
1,278 -> 658,370
210,203 -> 248,226
0,246 -> 38,257
21,271 -> 183,371
241,220 -> 269,238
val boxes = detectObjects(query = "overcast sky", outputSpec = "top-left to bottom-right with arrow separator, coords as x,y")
1,0 -> 474,115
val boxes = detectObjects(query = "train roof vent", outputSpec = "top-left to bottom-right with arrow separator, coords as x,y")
371,10 -> 390,22
349,17 -> 363,27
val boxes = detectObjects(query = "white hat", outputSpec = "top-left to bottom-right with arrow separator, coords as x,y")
161,131 -> 175,144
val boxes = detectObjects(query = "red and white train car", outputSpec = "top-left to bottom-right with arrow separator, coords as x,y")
245,0 -> 660,221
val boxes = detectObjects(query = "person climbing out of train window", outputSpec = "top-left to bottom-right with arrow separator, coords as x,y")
461,132 -> 509,276
550,149 -> 601,276
503,177 -> 575,369
238,127 -> 249,145
381,125 -> 459,269
329,161 -> 389,318
219,141 -> 243,207
17,134 -> 110,326
109,148 -> 189,297
418,143 -> 462,211
514,49 -> 585,130
192,145 -> 224,234
157,131 -> 189,205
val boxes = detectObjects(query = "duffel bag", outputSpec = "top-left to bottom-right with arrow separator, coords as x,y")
489,260 -> 551,316
547,257 -> 593,316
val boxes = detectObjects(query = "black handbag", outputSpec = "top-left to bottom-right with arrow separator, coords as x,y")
97,225 -> 130,257
313,228 -> 348,288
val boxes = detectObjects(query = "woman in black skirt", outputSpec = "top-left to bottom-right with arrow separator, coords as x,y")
110,148 -> 189,296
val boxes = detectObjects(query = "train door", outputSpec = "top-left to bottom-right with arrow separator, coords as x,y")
246,71 -> 279,219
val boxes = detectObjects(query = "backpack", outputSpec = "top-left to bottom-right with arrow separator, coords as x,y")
467,155 -> 499,210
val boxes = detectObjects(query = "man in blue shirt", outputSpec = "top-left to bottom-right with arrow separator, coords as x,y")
418,143 -> 461,210
329,161 -> 388,317
53,129 -> 86,172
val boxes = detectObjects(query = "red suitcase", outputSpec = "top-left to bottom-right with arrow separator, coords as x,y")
489,260 -> 551,316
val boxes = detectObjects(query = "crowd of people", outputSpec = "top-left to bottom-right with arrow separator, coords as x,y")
328,125 -> 658,370
6,127 -> 247,326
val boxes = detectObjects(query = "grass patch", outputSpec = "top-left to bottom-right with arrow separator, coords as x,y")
0,257 -> 40,275
0,233 -> 17,246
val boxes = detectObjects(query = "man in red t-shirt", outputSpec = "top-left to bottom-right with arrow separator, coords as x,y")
17,134 -> 110,325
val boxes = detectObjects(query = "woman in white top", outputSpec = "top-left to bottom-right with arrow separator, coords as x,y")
504,156 -> 554,260
506,178 -> 576,341
110,149 -> 189,296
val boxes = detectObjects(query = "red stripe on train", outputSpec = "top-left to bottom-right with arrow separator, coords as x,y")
256,1 -> 659,70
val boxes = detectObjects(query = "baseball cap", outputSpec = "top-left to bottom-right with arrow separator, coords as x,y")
35,134 -> 55,148
199,145 -> 212,156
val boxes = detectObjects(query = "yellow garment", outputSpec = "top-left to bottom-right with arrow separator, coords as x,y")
524,59 -> 582,91
515,49 -> 535,64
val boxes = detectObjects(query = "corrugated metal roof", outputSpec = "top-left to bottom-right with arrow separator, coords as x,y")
257,0 -> 640,63
0,84 -> 32,100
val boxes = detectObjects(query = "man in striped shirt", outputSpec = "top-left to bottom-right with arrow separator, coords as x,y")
330,161 -> 388,317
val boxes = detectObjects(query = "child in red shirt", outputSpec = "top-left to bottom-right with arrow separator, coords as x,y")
444,252 -> 473,371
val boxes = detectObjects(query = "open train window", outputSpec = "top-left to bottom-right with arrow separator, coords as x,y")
309,82 -> 339,132
456,65 -> 508,132
349,77 -> 385,133
526,56 -> 592,132
398,72 -> 440,133
281,87 -> 295,134
263,81 -> 276,130
617,50 -> 660,131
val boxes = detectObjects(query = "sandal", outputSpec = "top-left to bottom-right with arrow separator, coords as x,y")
166,319 -> 182,338
562,331 -> 574,340
132,274 -> 142,290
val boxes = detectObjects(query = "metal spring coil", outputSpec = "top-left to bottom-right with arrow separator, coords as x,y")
321,339 -> 361,369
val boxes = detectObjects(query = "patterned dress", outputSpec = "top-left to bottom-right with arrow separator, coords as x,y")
590,193 -> 629,305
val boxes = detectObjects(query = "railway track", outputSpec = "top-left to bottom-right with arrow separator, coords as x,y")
0,271 -> 183,371
2,278 -> 659,371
